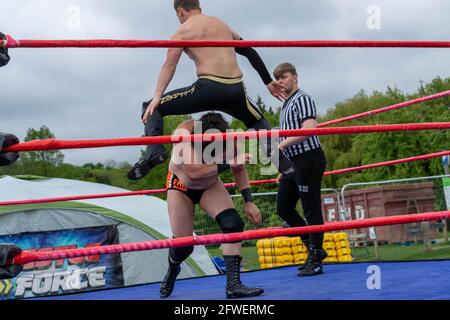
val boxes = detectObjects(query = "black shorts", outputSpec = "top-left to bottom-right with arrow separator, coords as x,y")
143,75 -> 263,128
166,170 -> 207,205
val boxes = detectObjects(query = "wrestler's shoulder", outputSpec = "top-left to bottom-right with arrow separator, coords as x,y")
186,14 -> 231,30
176,119 -> 195,132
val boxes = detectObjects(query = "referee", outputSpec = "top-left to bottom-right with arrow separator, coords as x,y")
274,63 -> 328,277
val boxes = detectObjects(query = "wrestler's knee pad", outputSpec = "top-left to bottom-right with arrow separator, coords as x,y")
169,246 -> 194,264
215,209 -> 244,235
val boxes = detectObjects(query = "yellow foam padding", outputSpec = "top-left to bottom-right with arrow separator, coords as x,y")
273,237 -> 292,248
335,240 -> 349,249
257,247 -> 292,256
256,239 -> 274,248
260,262 -> 294,269
323,233 -> 335,242
293,253 -> 307,262
337,255 -> 353,262
323,242 -> 336,250
292,245 -> 307,254
258,255 -> 294,264
257,237 -> 292,248
338,248 -> 351,256
256,239 -> 268,248
334,232 -> 348,242
323,257 -> 338,262
325,249 -> 337,257
289,237 -> 302,247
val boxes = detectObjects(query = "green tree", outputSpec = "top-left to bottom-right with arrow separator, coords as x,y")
20,126 -> 64,177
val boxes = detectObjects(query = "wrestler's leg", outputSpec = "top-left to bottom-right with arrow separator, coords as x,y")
142,84 -> 200,161
129,82 -> 208,180
216,82 -> 295,175
199,180 -> 240,255
199,181 -> 264,298
160,190 -> 195,298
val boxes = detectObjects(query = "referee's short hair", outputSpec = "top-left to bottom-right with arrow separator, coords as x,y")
273,62 -> 298,79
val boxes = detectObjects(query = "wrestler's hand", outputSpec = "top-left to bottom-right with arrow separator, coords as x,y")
142,98 -> 160,124
244,202 -> 262,227
267,80 -> 287,102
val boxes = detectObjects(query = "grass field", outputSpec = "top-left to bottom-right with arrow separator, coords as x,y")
207,238 -> 450,271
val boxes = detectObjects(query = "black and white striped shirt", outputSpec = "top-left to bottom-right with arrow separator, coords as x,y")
279,89 -> 321,158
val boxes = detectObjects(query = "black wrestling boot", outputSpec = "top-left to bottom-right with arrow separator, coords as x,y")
298,245 -> 327,277
224,255 -> 264,299
159,259 -> 181,298
127,150 -> 168,180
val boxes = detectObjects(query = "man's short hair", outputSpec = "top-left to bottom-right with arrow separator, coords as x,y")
200,112 -> 229,133
273,62 -> 298,79
174,0 -> 201,11
197,112 -> 230,156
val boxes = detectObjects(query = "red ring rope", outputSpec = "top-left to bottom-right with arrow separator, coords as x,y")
1,150 -> 448,207
6,38 -> 450,49
11,210 -> 450,265
4,123 -> 450,153
319,90 -> 450,127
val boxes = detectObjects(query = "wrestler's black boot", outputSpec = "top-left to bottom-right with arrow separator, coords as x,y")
224,255 -> 264,299
160,258 -> 181,298
128,105 -> 168,180
298,245 -> 327,276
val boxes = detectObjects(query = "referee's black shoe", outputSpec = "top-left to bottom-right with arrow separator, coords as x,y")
297,239 -> 312,271
298,245 -> 327,277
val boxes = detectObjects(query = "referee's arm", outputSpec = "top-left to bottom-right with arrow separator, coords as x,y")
279,119 -> 317,151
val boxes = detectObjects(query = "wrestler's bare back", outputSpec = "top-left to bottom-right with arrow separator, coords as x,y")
174,14 -> 243,78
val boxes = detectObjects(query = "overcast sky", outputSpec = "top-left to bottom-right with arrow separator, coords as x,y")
1,0 -> 449,165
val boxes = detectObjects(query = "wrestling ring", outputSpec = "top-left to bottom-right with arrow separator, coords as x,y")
1,35 -> 450,301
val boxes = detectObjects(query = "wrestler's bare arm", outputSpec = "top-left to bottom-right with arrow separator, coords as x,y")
230,164 -> 250,191
152,31 -> 185,100
231,164 -> 262,226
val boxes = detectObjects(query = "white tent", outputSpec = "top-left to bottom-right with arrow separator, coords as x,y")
0,176 -> 218,287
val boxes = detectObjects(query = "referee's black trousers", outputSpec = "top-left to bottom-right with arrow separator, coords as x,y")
277,148 -> 327,248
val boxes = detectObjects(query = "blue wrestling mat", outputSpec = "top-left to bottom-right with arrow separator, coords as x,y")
35,260 -> 450,300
